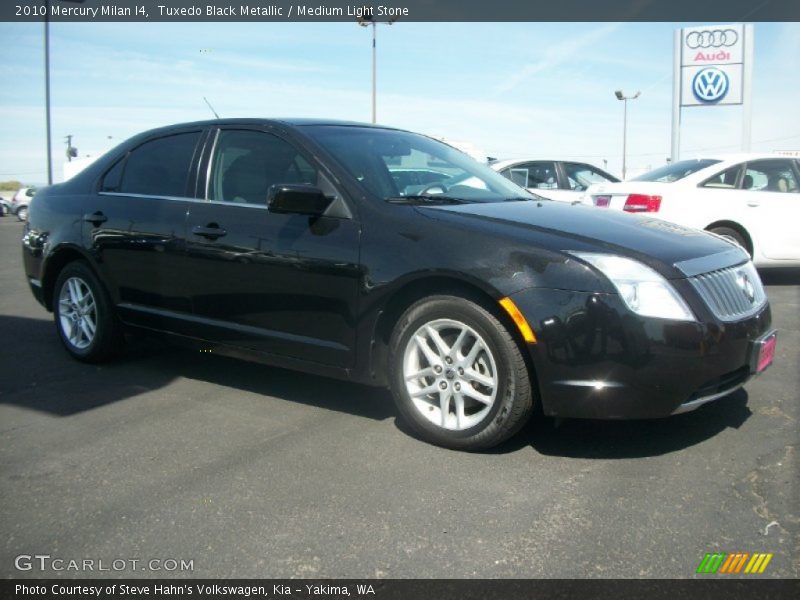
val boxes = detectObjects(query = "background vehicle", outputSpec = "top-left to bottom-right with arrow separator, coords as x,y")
10,186 -> 36,221
21,120 -> 774,451
0,195 -> 9,216
585,154 -> 800,267
491,159 -> 619,202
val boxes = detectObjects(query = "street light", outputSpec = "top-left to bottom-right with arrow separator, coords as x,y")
44,0 -> 86,184
614,89 -> 640,180
357,13 -> 400,124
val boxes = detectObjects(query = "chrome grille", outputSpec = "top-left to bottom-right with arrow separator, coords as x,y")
689,261 -> 767,322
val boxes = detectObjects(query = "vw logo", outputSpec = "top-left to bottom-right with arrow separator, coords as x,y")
685,29 -> 739,49
692,68 -> 729,103
736,271 -> 756,303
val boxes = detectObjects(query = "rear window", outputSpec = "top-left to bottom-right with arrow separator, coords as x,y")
116,132 -> 201,197
631,159 -> 721,183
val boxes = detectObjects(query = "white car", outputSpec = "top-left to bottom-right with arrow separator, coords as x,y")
10,187 -> 36,221
490,159 -> 620,202
585,154 -> 800,267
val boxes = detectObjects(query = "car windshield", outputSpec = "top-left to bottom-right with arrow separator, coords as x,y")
304,126 -> 533,203
631,159 -> 721,183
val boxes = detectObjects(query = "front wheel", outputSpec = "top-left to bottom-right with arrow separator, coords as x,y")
16,206 -> 28,221
53,261 -> 123,362
388,295 -> 534,451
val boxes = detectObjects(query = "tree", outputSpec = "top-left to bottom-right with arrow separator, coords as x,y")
0,180 -> 23,191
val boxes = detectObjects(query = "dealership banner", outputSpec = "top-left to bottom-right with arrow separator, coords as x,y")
3,0 -> 800,22
4,580 -> 800,599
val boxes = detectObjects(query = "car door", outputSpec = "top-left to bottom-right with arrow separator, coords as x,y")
183,126 -> 361,367
501,161 -> 566,201
86,128 -> 206,330
739,159 -> 800,260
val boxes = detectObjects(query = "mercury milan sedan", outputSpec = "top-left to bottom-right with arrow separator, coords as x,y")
22,120 -> 776,450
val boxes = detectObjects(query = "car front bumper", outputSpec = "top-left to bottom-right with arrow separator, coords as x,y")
509,287 -> 773,419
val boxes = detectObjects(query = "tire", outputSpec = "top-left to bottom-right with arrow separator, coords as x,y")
16,206 -> 28,221
53,261 -> 123,363
708,226 -> 750,256
388,295 -> 534,451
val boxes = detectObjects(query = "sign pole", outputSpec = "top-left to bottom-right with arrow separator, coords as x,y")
670,28 -> 682,162
741,24 -> 754,152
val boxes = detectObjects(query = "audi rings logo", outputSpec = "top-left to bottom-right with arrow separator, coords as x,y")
692,68 -> 729,103
686,29 -> 739,49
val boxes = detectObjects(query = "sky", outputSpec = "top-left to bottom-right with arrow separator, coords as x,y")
0,21 -> 798,184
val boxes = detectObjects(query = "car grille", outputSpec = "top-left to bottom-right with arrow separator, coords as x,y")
689,261 -> 767,322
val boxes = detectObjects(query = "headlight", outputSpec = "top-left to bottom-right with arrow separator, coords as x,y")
571,252 -> 695,321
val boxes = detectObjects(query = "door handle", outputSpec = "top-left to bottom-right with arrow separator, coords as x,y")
746,200 -> 760,207
192,224 -> 227,240
83,211 -> 108,225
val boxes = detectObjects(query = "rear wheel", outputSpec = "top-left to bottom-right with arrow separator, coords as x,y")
708,226 -> 750,256
388,295 -> 534,450
53,261 -> 123,362
16,206 -> 28,221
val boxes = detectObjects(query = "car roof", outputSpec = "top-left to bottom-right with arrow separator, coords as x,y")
676,153 -> 793,163
136,118 -> 402,137
490,158 -> 608,169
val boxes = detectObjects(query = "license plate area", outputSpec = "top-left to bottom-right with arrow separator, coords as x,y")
750,331 -> 777,374
593,195 -> 611,208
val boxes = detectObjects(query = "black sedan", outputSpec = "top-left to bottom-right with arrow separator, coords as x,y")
21,119 -> 776,450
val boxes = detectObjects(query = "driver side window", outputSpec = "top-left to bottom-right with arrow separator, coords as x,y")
208,130 -> 318,205
502,162 -> 558,190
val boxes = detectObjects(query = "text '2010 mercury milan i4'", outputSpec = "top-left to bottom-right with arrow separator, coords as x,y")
22,120 -> 777,450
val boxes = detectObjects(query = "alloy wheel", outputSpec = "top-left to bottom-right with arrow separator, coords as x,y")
402,318 -> 498,431
58,277 -> 97,350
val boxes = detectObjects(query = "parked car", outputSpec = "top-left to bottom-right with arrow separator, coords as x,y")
22,120 -> 775,450
585,155 -> 800,267
0,195 -> 10,216
10,186 -> 36,221
491,158 -> 619,202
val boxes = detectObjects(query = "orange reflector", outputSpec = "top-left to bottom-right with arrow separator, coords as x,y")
499,297 -> 537,343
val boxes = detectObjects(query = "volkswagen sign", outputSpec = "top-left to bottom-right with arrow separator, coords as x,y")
692,67 -> 729,103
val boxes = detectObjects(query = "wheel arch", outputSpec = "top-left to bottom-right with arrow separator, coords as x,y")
41,245 -> 100,311
705,220 -> 754,257
366,274 -> 539,395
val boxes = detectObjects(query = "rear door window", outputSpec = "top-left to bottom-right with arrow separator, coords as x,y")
562,163 -> 617,191
118,132 -> 201,197
701,165 -> 742,189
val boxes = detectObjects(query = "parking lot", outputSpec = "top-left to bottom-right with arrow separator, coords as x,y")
0,216 -> 797,578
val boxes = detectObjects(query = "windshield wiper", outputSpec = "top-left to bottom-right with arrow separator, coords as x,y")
386,195 -> 468,205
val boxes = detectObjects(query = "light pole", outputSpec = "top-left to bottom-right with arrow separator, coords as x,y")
614,89 -> 640,180
357,13 -> 399,124
44,0 -> 85,184
44,0 -> 52,184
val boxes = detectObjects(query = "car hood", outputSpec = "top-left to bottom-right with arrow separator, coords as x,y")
419,200 -> 748,279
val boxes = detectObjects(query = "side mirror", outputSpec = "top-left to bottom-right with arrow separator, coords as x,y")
267,184 -> 333,217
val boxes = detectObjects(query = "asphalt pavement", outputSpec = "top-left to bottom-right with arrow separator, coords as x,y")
0,216 -> 797,578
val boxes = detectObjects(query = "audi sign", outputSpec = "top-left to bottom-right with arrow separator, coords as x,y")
678,23 -> 747,107
681,24 -> 744,66
671,23 -> 753,160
